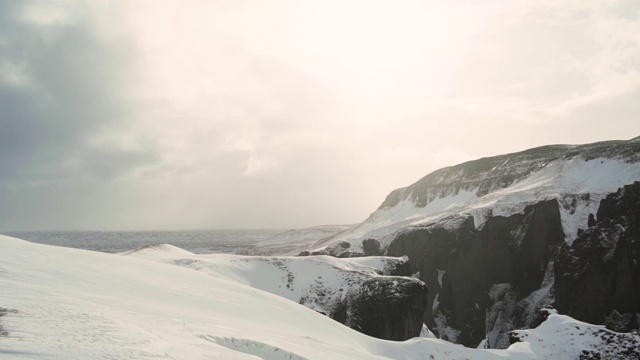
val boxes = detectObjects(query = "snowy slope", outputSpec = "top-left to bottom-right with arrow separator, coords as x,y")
3,235 -> 637,359
510,309 -> 640,359
246,225 -> 356,255
122,244 -> 414,317
314,138 -> 640,253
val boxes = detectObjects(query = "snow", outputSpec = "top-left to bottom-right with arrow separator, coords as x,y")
122,245 -> 417,316
420,324 -> 436,338
437,269 -> 446,288
511,312 -> 640,359
432,293 -> 440,311
318,155 -> 640,251
252,225 -> 356,255
340,256 -> 401,272
333,189 -> 478,246
3,235 -> 632,359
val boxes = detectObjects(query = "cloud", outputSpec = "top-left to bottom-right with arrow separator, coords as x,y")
0,1 -> 157,185
1,0 -> 639,231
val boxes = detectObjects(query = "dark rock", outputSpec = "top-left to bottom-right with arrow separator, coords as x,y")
0,308 -> 17,337
330,277 -> 428,341
604,310 -> 635,333
383,256 -> 412,277
386,200 -> 565,347
530,306 -> 556,328
339,241 -> 351,249
298,250 -> 310,256
308,249 -> 333,256
579,349 -> 602,360
554,182 -> 640,329
508,331 -> 523,345
362,238 -> 382,256
336,251 -> 365,258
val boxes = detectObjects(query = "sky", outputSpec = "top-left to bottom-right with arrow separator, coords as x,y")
1,0 -> 639,231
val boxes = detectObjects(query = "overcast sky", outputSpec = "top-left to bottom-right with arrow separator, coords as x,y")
1,0 -> 639,231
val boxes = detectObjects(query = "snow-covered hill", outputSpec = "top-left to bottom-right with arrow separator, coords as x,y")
123,244 -> 410,313
312,137 -> 640,254
122,244 -> 426,340
1,235 -> 638,359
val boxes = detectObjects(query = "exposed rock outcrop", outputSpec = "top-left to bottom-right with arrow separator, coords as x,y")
362,238 -> 382,256
555,181 -> 640,330
386,200 -> 565,347
331,277 -> 428,341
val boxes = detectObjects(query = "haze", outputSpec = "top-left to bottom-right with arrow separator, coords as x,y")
1,0 -> 639,231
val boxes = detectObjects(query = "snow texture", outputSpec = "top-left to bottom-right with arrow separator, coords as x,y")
2,235 -> 637,359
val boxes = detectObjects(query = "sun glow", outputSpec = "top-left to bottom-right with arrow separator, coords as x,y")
128,1 -> 475,106
306,1 -> 439,72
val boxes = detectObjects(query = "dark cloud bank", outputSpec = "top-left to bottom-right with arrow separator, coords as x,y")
0,2 -> 156,230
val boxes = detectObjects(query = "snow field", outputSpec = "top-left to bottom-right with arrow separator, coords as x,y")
1,235 -> 634,359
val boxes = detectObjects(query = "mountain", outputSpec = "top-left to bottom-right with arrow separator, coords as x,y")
1,235 -> 638,359
308,137 -> 640,347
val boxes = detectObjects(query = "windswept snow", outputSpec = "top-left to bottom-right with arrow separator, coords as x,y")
2,235 -> 634,359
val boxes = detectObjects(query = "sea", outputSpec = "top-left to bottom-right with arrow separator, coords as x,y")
1,229 -> 286,254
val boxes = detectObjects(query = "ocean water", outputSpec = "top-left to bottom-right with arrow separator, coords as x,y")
2,229 -> 286,254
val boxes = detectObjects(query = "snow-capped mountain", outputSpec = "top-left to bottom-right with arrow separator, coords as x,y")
309,137 -> 640,347
1,235 -> 638,359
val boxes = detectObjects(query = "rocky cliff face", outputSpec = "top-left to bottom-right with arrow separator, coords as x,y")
331,276 -> 428,341
555,181 -> 640,330
309,137 -> 640,348
312,137 -> 640,257
386,200 -> 565,347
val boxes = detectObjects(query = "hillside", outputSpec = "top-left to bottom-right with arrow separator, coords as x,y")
307,137 -> 640,347
311,137 -> 640,254
1,235 -> 638,359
